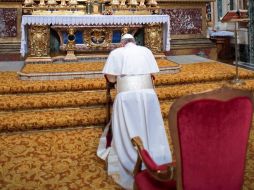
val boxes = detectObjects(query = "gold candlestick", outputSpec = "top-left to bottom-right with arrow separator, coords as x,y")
60,0 -> 67,6
69,0 -> 78,6
147,0 -> 157,7
111,0 -> 120,6
119,0 -> 126,8
39,0 -> 45,6
128,0 -> 138,6
24,0 -> 34,6
47,0 -> 57,5
138,0 -> 146,7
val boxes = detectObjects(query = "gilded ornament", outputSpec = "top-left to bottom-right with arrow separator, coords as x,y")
69,0 -> 78,5
119,0 -> 126,8
138,0 -> 146,7
146,0 -> 157,7
39,0 -> 45,6
144,24 -> 162,53
128,0 -> 138,6
47,0 -> 57,5
28,25 -> 50,57
65,28 -> 77,61
84,28 -> 112,48
24,0 -> 34,6
111,0 -> 120,6
60,0 -> 67,6
121,27 -> 129,35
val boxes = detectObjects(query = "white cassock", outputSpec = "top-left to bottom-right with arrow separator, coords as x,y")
97,43 -> 172,190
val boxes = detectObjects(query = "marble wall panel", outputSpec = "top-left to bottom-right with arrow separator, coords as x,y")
0,8 -> 18,37
162,8 -> 203,35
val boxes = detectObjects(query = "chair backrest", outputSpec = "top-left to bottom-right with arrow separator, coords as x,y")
168,87 -> 253,190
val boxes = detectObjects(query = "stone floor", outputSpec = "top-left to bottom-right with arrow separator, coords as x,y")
0,55 -> 213,72
0,55 -> 248,72
0,61 -> 24,72
167,55 -> 213,64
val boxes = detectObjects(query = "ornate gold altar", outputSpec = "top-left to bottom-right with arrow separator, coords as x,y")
20,0 -> 170,63
0,0 -> 217,61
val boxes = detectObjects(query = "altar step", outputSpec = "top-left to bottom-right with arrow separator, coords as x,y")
0,100 -> 176,133
1,76 -> 253,133
1,62 -> 254,133
0,42 -> 21,53
0,80 -> 245,133
0,81 -> 224,112
18,59 -> 180,80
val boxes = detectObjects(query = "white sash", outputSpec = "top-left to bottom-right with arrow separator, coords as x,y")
116,75 -> 153,93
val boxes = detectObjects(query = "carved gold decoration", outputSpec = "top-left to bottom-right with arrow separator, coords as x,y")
83,28 -> 112,48
47,0 -> 57,5
69,0 -> 78,6
65,28 -> 77,61
114,9 -> 151,15
144,24 -> 162,53
28,25 -> 50,57
128,0 -> 138,6
111,0 -> 120,6
138,0 -> 146,7
24,0 -> 34,6
39,0 -> 45,6
119,0 -> 127,8
32,10 -> 85,15
91,1 -> 100,14
60,0 -> 67,6
22,0 -> 159,15
146,0 -> 157,7
121,27 -> 129,35
51,25 -> 142,54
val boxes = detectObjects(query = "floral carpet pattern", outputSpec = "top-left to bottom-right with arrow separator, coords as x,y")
1,62 -> 254,132
0,128 -> 123,190
0,108 -> 106,132
0,62 -> 253,94
21,59 -> 179,73
0,126 -> 253,190
0,61 -> 254,189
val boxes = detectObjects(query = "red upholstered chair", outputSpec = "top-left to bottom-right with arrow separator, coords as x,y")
132,87 -> 253,190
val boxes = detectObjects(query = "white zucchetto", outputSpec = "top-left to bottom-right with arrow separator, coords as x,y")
121,33 -> 134,40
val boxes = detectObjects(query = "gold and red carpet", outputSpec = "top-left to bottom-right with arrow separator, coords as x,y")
0,125 -> 254,189
0,60 -> 254,189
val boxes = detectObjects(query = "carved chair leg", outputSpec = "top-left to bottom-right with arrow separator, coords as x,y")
133,181 -> 138,190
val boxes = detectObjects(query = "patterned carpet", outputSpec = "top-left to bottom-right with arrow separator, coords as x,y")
0,128 -> 123,190
0,60 -> 254,189
21,59 -> 178,73
0,126 -> 253,190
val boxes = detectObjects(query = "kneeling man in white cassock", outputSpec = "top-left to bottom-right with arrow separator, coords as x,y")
97,34 -> 172,190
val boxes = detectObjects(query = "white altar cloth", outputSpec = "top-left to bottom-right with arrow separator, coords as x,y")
20,15 -> 170,56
